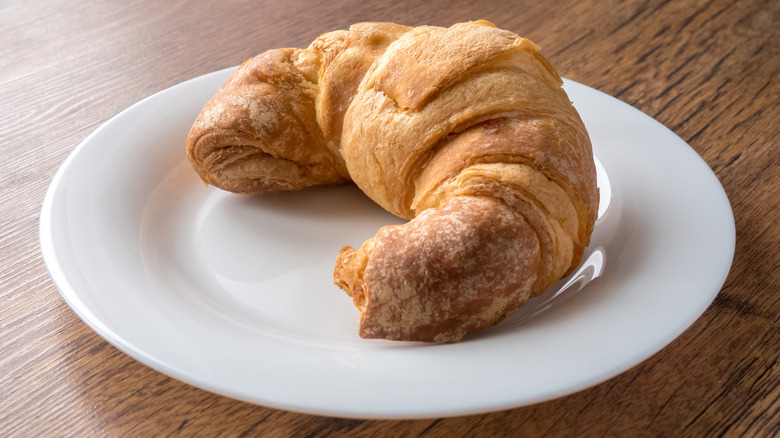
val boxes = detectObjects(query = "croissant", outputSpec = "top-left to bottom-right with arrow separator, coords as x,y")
186,21 -> 599,343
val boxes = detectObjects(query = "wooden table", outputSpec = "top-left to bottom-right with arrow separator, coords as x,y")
2,0 -> 777,435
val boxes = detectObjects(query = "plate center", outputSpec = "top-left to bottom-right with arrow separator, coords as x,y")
141,155 -> 614,346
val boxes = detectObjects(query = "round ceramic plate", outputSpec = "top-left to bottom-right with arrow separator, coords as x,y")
40,68 -> 735,419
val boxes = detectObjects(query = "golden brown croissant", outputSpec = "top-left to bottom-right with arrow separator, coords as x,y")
186,21 -> 599,343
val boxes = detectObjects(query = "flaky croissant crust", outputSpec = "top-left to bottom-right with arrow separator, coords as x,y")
187,21 -> 598,343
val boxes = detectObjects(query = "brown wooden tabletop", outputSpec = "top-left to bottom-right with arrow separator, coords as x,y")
2,0 -> 778,436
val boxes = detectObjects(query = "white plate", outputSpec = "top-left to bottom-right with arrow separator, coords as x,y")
40,68 -> 735,419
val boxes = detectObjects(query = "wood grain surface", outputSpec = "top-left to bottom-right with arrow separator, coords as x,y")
1,0 -> 778,436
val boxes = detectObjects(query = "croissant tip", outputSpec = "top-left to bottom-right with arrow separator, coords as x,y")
333,246 -> 358,290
